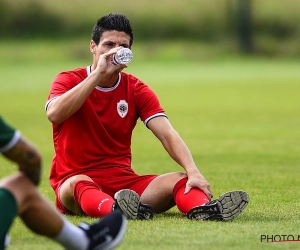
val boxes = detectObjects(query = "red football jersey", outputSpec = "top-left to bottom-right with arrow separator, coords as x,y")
46,66 -> 166,190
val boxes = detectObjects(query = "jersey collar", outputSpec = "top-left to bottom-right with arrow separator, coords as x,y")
86,66 -> 121,92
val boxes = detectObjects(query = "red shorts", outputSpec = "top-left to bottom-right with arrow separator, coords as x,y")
54,166 -> 158,214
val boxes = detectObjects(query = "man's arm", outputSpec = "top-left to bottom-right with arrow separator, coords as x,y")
46,72 -> 102,124
2,137 -> 42,186
147,116 -> 213,199
47,47 -> 126,124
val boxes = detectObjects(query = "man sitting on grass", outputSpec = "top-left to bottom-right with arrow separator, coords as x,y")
45,12 -> 249,222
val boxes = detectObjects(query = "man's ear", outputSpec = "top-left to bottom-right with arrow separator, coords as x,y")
90,40 -> 96,53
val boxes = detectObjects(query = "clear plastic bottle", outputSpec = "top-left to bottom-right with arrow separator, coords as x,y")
113,48 -> 133,65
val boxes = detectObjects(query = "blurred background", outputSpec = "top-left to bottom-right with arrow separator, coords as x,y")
1,0 -> 299,62
1,0 -> 299,178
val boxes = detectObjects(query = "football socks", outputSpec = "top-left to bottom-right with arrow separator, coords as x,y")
173,177 -> 210,215
74,180 -> 115,217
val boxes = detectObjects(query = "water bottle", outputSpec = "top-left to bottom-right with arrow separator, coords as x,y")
113,48 -> 133,65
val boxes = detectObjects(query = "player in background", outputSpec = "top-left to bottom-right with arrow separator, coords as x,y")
45,13 -> 249,222
0,115 -> 127,250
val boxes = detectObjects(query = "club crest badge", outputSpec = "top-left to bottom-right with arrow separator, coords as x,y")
117,100 -> 128,118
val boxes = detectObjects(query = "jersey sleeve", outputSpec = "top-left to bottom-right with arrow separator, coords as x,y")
135,81 -> 167,127
45,70 -> 83,111
0,116 -> 21,152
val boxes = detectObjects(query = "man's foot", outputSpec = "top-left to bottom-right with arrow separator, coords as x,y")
113,189 -> 153,220
78,210 -> 127,250
187,190 -> 249,221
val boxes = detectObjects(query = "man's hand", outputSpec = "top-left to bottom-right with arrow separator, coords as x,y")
184,170 -> 213,200
96,47 -> 128,75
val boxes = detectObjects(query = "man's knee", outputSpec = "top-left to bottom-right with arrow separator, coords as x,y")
61,174 -> 93,193
59,175 -> 93,214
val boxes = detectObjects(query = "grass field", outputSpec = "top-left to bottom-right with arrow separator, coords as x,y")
0,42 -> 299,250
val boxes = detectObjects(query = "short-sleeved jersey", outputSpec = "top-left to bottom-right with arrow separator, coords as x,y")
46,66 -> 167,190
0,116 -> 21,153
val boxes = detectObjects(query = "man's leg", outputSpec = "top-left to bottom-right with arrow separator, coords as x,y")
0,173 -> 127,250
59,175 -> 116,217
173,177 -> 249,221
1,173 -> 64,237
140,172 -> 249,221
59,175 -> 148,220
0,173 -> 89,249
140,172 -> 187,213
0,187 -> 17,249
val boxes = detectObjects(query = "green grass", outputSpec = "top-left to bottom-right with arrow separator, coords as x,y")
0,44 -> 300,250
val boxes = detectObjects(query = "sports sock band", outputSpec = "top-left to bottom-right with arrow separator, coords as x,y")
173,177 -> 210,215
74,180 -> 115,217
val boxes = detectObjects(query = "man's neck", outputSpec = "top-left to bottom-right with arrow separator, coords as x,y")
90,65 -> 120,88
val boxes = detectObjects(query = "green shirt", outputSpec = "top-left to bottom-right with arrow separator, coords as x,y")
0,116 -> 21,153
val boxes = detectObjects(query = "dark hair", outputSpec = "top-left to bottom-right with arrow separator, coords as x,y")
91,13 -> 134,46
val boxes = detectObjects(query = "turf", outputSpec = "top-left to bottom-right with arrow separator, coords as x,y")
0,50 -> 299,249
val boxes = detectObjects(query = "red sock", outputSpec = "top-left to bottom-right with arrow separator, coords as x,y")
173,177 -> 210,215
74,180 -> 115,218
